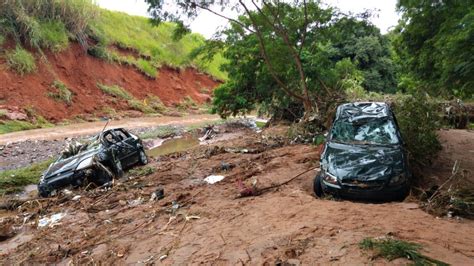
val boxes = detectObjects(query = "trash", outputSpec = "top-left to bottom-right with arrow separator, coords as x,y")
72,195 -> 81,201
204,175 -> 225,184
171,201 -> 180,211
237,178 -> 258,197
128,197 -> 144,207
150,188 -> 165,201
185,215 -> 200,221
220,162 -> 234,171
38,213 -> 66,228
159,254 -> 168,261
199,126 -> 218,142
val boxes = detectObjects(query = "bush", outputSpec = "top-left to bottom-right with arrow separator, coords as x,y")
87,45 -> 113,61
6,47 -> 36,75
392,92 -> 442,167
38,20 -> 69,52
128,99 -> 155,113
48,80 -> 73,105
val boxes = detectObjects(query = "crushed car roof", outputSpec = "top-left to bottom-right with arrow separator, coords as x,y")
335,102 -> 390,121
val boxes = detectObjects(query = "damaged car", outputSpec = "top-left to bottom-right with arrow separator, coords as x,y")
38,128 -> 148,197
314,102 -> 410,201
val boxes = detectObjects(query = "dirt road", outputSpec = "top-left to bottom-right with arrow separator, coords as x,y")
0,114 -> 221,145
1,126 -> 473,264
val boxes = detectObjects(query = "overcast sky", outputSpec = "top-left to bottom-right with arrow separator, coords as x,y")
95,0 -> 400,38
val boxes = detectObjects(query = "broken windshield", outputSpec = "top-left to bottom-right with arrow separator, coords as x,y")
330,117 -> 400,145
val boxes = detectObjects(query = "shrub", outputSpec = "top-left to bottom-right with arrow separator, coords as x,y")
87,45 -> 113,61
128,99 -> 155,113
6,47 -> 36,75
392,92 -> 442,167
48,80 -> 73,105
97,83 -> 132,100
38,20 -> 69,52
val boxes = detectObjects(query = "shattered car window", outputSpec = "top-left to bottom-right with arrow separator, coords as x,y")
59,137 -> 101,160
331,118 -> 399,145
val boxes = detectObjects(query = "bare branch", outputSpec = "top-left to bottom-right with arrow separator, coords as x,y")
193,2 -> 255,33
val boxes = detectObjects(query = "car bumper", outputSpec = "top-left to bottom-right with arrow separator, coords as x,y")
321,180 -> 408,201
38,170 -> 86,196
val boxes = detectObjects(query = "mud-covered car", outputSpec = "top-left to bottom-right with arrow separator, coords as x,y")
38,128 -> 148,197
314,102 -> 410,201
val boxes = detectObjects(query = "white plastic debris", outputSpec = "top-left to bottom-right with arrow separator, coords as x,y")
72,195 -> 81,201
204,175 -> 225,184
38,213 -> 66,228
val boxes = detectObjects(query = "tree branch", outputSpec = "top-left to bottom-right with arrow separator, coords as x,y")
238,0 -> 305,102
193,2 -> 255,33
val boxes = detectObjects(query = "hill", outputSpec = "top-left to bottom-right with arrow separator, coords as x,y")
0,0 -> 224,132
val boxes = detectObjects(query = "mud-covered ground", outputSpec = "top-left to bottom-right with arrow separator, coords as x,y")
1,126 -> 473,264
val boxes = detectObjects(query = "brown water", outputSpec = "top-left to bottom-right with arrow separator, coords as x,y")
146,136 -> 199,157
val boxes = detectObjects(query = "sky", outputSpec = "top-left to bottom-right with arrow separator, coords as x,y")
95,0 -> 400,38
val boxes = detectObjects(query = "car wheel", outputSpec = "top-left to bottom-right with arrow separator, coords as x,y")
38,183 -> 51,197
94,165 -> 114,186
138,149 -> 148,165
394,184 -> 410,202
313,174 -> 324,198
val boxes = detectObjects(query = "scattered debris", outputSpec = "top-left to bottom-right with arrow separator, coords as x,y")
150,188 -> 165,201
204,175 -> 225,184
37,213 -> 66,228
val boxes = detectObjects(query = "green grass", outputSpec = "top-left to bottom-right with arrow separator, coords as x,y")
97,83 -> 132,100
0,120 -> 38,134
38,20 -> 69,52
139,126 -> 178,139
359,237 -> 448,265
128,166 -> 156,177
48,80 -> 73,105
255,121 -> 267,129
91,9 -> 227,80
6,47 -> 37,75
0,159 -> 54,194
136,58 -> 157,78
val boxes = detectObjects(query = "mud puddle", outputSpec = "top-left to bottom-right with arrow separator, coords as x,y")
147,136 -> 199,157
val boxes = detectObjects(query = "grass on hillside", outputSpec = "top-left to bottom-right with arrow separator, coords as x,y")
38,20 -> 70,52
48,80 -> 73,105
359,237 -> 448,265
0,159 -> 54,194
0,117 -> 53,134
97,83 -> 167,114
91,9 -> 227,80
6,47 -> 37,75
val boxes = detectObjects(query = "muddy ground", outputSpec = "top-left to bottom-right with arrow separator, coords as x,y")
0,126 -> 473,264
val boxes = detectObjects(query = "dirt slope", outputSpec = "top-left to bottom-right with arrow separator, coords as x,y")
0,42 -> 219,122
1,127 -> 473,264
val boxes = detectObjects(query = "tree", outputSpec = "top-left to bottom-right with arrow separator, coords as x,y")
145,0 -> 336,118
395,0 -> 474,98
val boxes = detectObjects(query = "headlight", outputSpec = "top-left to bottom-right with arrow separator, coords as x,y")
323,172 -> 338,185
76,157 -> 94,170
389,174 -> 406,186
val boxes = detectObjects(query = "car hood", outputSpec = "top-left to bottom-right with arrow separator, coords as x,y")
324,142 -> 405,182
44,149 -> 99,178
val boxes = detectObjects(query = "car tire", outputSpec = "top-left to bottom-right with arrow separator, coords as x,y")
38,183 -> 51,197
138,149 -> 148,165
313,174 -> 324,198
94,165 -> 114,186
394,184 -> 410,202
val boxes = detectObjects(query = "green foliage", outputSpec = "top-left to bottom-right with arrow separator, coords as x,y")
359,237 -> 448,265
392,92 -> 442,166
128,166 -> 156,177
395,0 -> 474,98
136,59 -> 157,78
128,99 -> 155,113
48,80 -> 73,105
0,120 -> 37,134
144,95 -> 167,113
87,45 -> 113,61
90,9 -> 227,80
97,83 -> 132,100
6,47 -> 36,75
38,20 -> 69,52
0,0 -> 97,48
0,159 -> 54,194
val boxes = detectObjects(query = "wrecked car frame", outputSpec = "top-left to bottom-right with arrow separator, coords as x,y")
314,102 -> 411,201
38,128 -> 148,197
